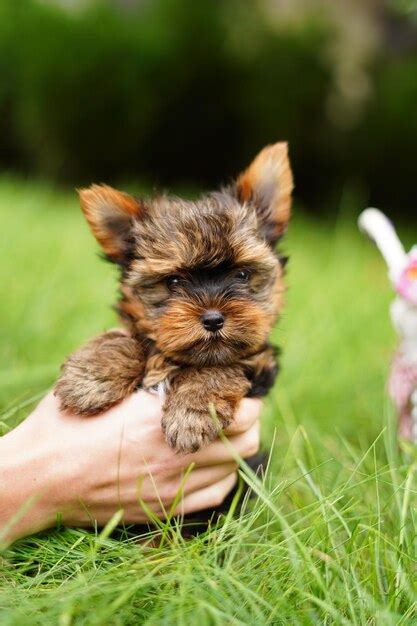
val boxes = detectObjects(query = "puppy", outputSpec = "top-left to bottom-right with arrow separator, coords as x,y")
55,142 -> 293,453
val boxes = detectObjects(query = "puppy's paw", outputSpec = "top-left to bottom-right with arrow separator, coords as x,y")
55,330 -> 145,415
162,407 -> 220,453
55,368 -> 117,415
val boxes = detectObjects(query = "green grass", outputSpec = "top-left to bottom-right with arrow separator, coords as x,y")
0,178 -> 416,624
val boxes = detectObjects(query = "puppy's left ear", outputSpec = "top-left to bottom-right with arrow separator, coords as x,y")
236,142 -> 293,244
78,184 -> 142,264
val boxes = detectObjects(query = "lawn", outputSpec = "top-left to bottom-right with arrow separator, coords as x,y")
0,178 -> 416,624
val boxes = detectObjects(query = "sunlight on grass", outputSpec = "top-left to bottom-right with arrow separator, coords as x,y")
0,178 -> 415,624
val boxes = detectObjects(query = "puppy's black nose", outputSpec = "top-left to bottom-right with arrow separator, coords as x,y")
201,310 -> 224,332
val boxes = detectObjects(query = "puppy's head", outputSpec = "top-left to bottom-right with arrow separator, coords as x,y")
79,142 -> 293,366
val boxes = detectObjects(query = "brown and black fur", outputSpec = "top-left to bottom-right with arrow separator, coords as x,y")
55,142 -> 293,453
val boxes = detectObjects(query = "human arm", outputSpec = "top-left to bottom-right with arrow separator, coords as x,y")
0,390 -> 261,545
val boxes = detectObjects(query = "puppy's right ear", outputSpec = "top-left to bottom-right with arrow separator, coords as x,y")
78,184 -> 142,264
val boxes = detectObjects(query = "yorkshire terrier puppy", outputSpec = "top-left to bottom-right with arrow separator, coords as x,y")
55,142 -> 293,453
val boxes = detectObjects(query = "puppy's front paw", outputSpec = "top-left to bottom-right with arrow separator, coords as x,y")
55,330 -> 145,415
162,407 -> 220,453
55,369 -> 116,415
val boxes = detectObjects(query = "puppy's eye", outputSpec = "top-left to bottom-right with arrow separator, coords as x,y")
166,275 -> 182,290
235,269 -> 250,282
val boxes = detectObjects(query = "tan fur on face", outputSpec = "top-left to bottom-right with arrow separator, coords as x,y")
155,296 -> 270,366
121,203 -> 286,361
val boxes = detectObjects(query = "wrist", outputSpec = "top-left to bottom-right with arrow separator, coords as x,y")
0,421 -> 58,544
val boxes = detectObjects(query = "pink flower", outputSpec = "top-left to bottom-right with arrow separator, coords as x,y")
395,251 -> 417,305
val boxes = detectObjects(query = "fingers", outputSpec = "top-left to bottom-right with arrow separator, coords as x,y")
85,466 -> 238,524
42,381 -> 259,432
114,389 -> 162,415
186,419 -> 260,467
173,471 -> 238,516
160,462 -> 238,502
223,398 -> 262,436
114,389 -> 163,421
97,389 -> 163,435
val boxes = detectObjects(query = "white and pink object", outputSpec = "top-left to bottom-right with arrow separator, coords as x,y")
359,208 -> 417,442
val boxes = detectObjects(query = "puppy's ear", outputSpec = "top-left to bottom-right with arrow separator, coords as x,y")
236,142 -> 293,244
78,184 -> 142,264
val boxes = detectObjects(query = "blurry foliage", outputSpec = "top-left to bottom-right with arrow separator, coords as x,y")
389,0 -> 417,18
355,55 -> 417,212
0,0 -> 416,214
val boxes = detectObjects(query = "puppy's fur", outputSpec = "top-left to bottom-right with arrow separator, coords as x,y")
55,143 -> 293,453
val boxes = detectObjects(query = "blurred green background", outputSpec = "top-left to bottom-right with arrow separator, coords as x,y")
0,0 -> 416,215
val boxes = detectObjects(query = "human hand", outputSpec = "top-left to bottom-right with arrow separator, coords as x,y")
0,390 -> 261,544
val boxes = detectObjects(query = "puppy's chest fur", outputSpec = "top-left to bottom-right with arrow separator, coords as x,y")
140,340 -> 279,400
